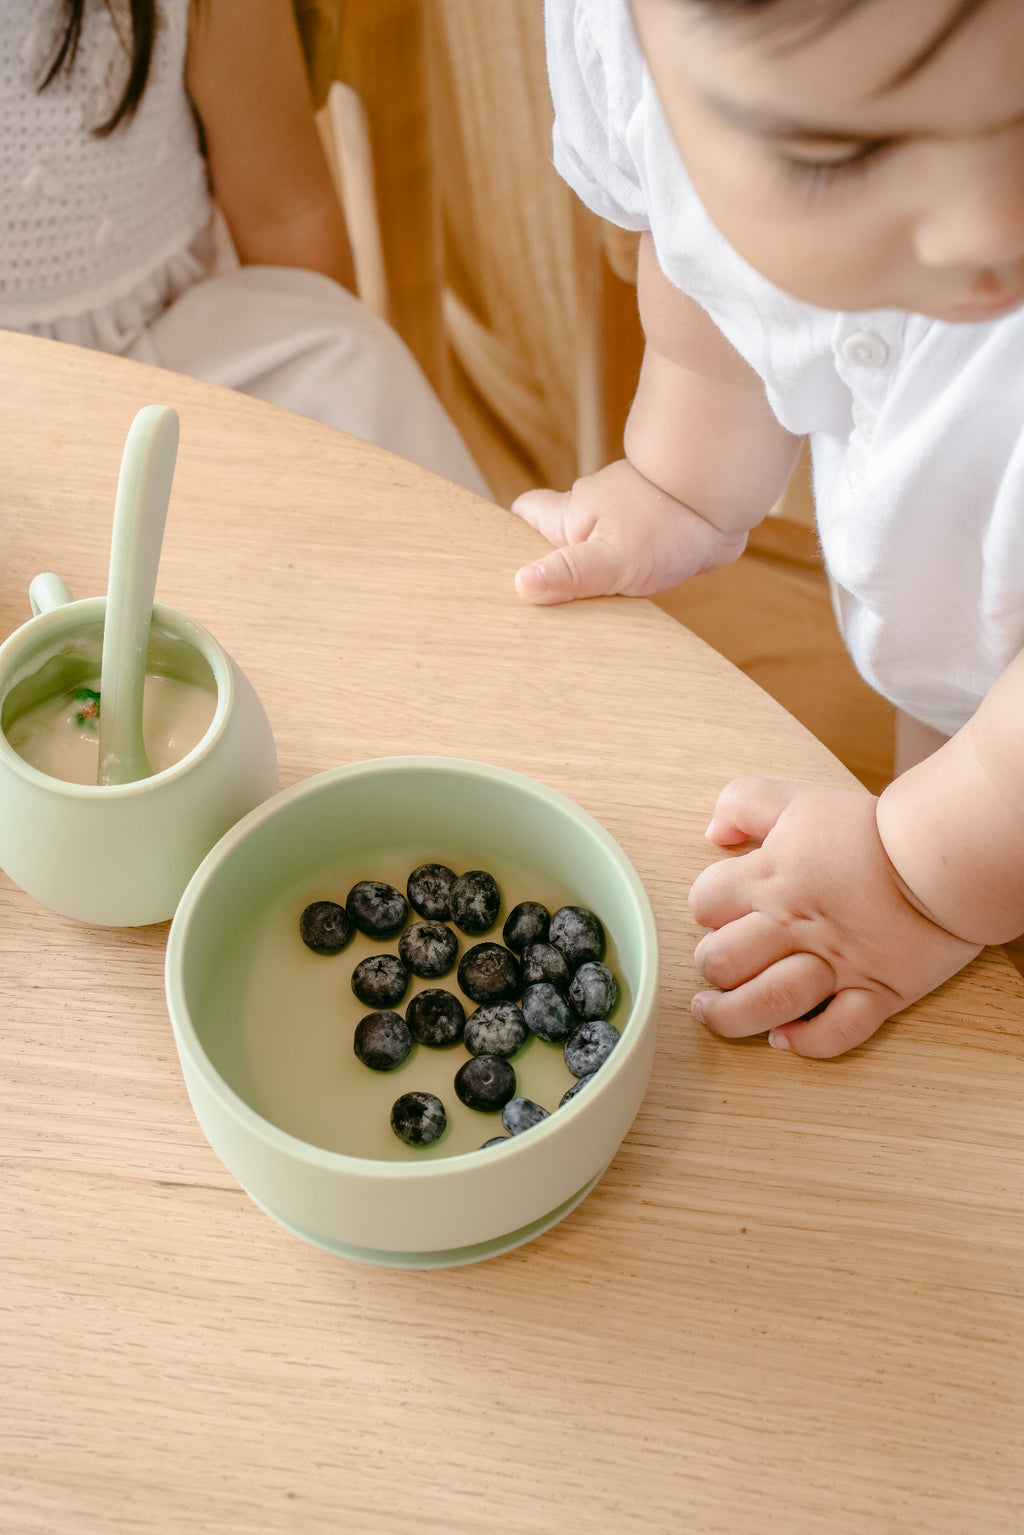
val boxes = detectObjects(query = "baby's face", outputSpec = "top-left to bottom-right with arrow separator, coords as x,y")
630,0 -> 1024,320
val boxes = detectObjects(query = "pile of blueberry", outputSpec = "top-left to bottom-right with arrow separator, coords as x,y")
298,862 -> 622,1150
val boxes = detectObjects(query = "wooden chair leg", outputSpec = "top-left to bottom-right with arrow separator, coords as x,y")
316,80 -> 390,322
335,0 -> 447,398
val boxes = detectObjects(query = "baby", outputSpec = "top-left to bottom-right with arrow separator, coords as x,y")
512,0 -> 1024,1056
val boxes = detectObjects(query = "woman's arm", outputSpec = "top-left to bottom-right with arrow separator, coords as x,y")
186,0 -> 356,289
511,233 -> 800,602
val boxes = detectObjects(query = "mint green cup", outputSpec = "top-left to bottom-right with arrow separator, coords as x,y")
0,579 -> 278,926
165,757 -> 659,1268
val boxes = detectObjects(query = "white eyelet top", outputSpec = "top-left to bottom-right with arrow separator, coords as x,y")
0,0 -> 212,351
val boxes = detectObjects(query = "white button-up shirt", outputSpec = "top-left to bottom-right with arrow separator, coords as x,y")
547,0 -> 1024,736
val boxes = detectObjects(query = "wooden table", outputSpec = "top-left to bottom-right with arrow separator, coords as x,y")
2,331 -> 1023,1535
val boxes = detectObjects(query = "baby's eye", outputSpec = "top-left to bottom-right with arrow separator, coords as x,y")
775,138 -> 895,195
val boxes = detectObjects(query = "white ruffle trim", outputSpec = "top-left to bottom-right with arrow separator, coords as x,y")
2,223 -> 214,355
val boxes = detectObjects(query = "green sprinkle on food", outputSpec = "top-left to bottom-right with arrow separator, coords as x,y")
72,688 -> 101,729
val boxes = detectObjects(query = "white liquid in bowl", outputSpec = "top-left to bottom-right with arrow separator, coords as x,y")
6,674 -> 217,783
218,850 -> 631,1162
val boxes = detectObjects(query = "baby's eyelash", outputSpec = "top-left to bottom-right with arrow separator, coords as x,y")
775,139 -> 894,197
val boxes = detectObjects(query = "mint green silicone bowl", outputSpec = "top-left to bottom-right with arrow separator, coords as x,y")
165,756 -> 658,1268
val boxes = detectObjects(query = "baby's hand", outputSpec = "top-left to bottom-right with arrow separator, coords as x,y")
510,459 -> 746,604
688,778 -> 982,1057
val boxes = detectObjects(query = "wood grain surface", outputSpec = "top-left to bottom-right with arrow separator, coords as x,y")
1,332 -> 1022,1535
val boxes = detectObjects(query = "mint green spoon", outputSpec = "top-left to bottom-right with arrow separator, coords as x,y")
97,405 -> 180,786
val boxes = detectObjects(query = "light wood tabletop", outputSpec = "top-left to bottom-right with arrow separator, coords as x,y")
2,331 -> 1023,1535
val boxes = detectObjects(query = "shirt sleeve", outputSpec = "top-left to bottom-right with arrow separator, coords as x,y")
544,0 -> 652,232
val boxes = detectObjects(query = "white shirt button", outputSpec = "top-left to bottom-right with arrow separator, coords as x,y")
841,330 -> 889,367
852,403 -> 876,437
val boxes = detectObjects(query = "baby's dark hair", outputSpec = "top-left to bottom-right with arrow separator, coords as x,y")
40,0 -> 157,136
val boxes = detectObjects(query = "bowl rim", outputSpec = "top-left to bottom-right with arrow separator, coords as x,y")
164,754 -> 659,1182
0,597 -> 234,797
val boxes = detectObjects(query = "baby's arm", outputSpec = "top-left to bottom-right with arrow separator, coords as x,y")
512,233 -> 800,603
875,648 -> 1024,944
688,647 -> 1024,1057
186,0 -> 356,289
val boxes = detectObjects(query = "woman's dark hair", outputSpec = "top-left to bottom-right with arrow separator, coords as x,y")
40,0 -> 157,136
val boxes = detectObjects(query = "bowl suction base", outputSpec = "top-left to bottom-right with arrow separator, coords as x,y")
249,1169 -> 606,1269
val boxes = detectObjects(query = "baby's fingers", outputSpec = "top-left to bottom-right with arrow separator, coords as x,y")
691,952 -> 835,1039
510,489 -> 579,604
514,537 -> 630,605
704,777 -> 800,847
694,910 -> 796,990
509,488 -> 574,542
767,989 -> 895,1058
511,489 -> 632,603
689,841 -> 763,931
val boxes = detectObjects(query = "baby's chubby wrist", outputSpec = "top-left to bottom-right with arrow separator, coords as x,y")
875,741 -> 1024,946
872,790 -> 968,939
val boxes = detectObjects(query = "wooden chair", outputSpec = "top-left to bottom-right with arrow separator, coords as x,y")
306,1 -> 815,525
301,1 -> 580,504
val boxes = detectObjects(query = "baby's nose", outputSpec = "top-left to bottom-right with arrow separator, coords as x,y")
914,136 -> 1024,270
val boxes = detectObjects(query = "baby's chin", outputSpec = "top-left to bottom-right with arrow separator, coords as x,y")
926,290 -> 1024,325
763,269 -> 1024,325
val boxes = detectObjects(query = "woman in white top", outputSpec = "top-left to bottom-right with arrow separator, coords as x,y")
512,0 -> 1024,1056
0,0 -> 489,496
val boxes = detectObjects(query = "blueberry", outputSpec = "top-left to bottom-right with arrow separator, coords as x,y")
406,988 -> 466,1048
520,941 -> 570,990
502,900 -> 550,955
454,1054 -> 516,1112
464,1001 -> 528,1058
457,942 -> 522,1004
549,905 -> 606,968
559,1072 -> 597,1106
521,981 -> 576,1043
407,863 -> 456,920
351,953 -> 409,1008
501,1096 -> 550,1136
345,879 -> 408,939
568,961 -> 619,1020
299,900 -> 354,955
353,1010 -> 412,1071
397,919 -> 458,978
449,869 -> 501,935
564,1019 -> 620,1078
391,1091 -> 447,1146
481,1135 -> 512,1148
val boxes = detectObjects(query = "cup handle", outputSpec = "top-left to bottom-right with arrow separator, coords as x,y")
29,573 -> 75,616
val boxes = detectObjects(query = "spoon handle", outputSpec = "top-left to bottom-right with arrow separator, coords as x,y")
98,406 -> 180,786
